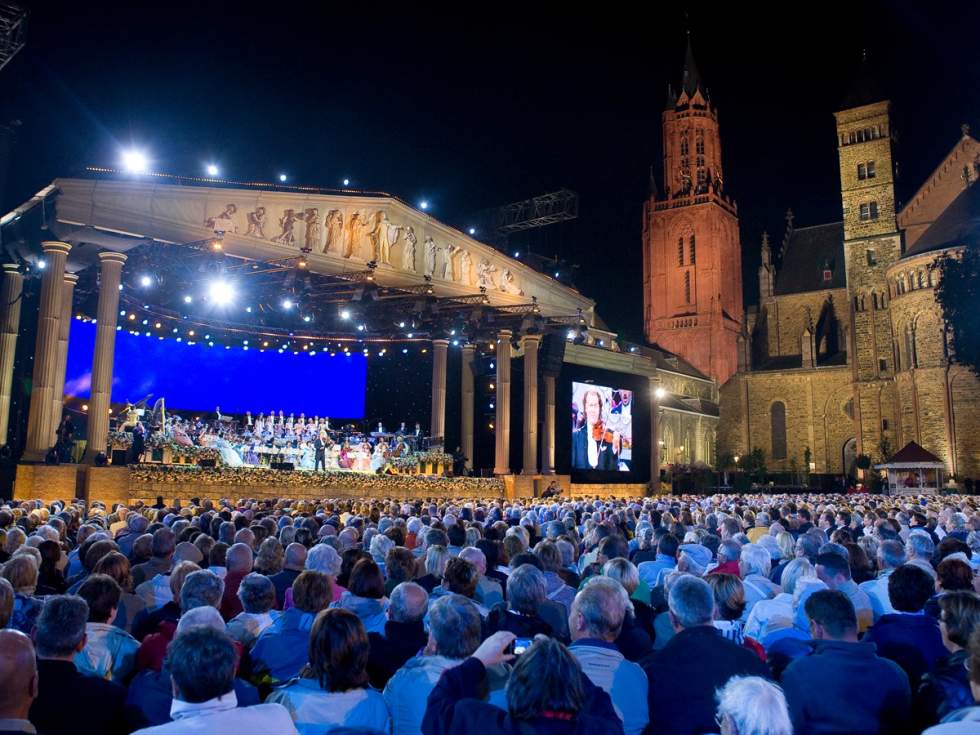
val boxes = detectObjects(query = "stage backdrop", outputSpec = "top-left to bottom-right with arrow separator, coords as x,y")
64,320 -> 367,417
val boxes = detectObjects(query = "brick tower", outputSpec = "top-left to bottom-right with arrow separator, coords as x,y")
643,35 -> 742,385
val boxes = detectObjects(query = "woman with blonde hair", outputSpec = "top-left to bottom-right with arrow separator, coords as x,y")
1,554 -> 43,634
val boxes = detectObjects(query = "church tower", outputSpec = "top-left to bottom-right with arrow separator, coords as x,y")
642,35 -> 742,385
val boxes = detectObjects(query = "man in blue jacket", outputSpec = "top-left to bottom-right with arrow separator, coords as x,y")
782,589 -> 911,734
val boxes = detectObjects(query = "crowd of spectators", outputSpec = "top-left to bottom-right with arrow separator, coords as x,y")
1,491 -> 979,734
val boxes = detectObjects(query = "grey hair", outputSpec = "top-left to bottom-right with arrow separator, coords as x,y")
180,570 -> 224,612
237,573 -> 276,614
668,575 -> 715,628
428,594 -> 482,658
556,539 -> 575,567
425,545 -> 451,577
388,581 -> 428,624
225,543 -> 253,573
818,542 -> 849,560
908,532 -> 935,559
878,539 -> 907,570
575,577 -> 627,639
602,558 -> 640,596
716,676 -> 792,735
507,564 -> 547,615
35,595 -> 88,658
718,539 -> 742,563
780,558 -> 815,596
740,544 -> 772,577
369,534 -> 395,565
637,525 -> 655,550
307,544 -> 342,577
176,605 -> 225,635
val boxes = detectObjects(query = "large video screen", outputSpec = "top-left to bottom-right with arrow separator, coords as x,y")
570,381 -> 633,472
64,320 -> 367,417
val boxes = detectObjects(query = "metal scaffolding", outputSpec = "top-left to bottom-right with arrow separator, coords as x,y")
0,3 -> 26,74
493,189 -> 579,234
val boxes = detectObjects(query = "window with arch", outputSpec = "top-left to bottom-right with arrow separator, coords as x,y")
684,271 -> 692,303
872,293 -> 879,310
917,271 -> 924,288
770,401 -> 787,460
689,234 -> 696,264
695,129 -> 705,155
677,237 -> 684,266
680,136 -> 689,156
904,326 -> 917,369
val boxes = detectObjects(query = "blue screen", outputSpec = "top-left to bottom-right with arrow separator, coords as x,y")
64,320 -> 367,417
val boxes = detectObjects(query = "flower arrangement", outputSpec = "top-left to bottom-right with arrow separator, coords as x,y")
107,431 -> 133,449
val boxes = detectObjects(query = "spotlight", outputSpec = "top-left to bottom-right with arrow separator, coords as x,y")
655,387 -> 666,399
419,200 -> 429,210
245,306 -> 252,313
118,284 -> 123,291
206,163 -> 219,177
514,252 -> 520,258
567,330 -> 576,340
37,259 -> 46,270
357,324 -> 365,332
128,313 -> 136,321
297,257 -> 307,268
183,295 -> 193,304
398,321 -> 405,328
554,271 -> 559,277
402,348 -> 408,354
468,227 -> 476,235
208,280 -> 235,306
139,275 -> 153,288
342,178 -> 350,186
82,404 -> 88,411
211,240 -> 223,251
188,330 -> 195,337
121,149 -> 149,174
282,299 -> 294,310
407,332 -> 414,338
279,173 -> 287,182
340,309 -> 351,320
303,315 -> 311,323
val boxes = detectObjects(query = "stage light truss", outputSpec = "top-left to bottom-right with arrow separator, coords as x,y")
0,2 -> 26,74
493,189 -> 579,234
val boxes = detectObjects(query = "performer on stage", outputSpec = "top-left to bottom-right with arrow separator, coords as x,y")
314,431 -> 328,472
571,388 -> 620,471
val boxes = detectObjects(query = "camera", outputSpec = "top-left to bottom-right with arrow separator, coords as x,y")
509,637 -> 533,656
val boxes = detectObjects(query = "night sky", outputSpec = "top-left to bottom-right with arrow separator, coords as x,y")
2,1 -> 978,338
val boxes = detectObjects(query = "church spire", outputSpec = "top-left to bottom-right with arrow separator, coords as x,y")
681,32 -> 704,97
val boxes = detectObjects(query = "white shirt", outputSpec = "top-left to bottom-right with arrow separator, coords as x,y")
744,592 -> 794,643
132,691 -> 298,735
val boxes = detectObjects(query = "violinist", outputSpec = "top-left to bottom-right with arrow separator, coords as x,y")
571,388 -> 620,471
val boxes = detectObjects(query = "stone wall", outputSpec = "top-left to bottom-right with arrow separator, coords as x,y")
14,465 -> 84,503
760,288 -> 847,359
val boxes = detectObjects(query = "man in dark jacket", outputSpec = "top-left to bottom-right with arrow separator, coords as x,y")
367,582 -> 429,688
782,589 -> 911,734
642,575 -> 769,735
30,595 -> 129,735
267,542 -> 306,609
863,563 -> 947,690
131,527 -> 175,587
421,631 -> 623,735
0,630 -> 39,735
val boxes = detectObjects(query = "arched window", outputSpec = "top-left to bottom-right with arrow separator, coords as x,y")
684,271 -> 691,303
770,402 -> 787,460
689,234 -> 696,264
904,326 -> 917,369
917,271 -> 925,288
677,237 -> 684,266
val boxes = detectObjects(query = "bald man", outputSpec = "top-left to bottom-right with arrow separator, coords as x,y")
0,630 -> 38,734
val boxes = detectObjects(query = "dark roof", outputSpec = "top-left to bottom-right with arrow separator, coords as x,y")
658,393 -> 719,417
774,222 -> 846,295
904,182 -> 980,258
888,441 -> 943,464
841,53 -> 886,110
681,35 -> 703,97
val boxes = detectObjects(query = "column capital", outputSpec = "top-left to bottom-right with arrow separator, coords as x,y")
97,251 -> 128,265
2,264 -> 20,274
431,338 -> 450,347
522,333 -> 542,346
462,342 -> 476,353
40,241 -> 71,256
63,272 -> 79,285
497,329 -> 513,340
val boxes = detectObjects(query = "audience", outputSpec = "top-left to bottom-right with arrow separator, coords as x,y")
367,581 -> 429,688
75,573 -> 139,683
0,629 -> 39,735
715,676 -> 793,735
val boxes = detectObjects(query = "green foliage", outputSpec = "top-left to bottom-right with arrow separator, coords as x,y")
741,448 -> 767,482
934,244 -> 980,376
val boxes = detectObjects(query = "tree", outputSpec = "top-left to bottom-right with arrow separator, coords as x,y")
934,243 -> 980,375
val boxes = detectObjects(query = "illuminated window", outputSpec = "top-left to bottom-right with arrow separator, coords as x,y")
689,234 -> 696,265
678,237 -> 684,266
684,271 -> 691,303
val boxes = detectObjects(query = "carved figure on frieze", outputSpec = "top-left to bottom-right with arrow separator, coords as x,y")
442,244 -> 459,281
303,208 -> 322,252
205,204 -> 238,233
424,236 -> 438,278
245,207 -> 267,238
459,249 -> 473,285
325,210 -> 344,255
477,260 -> 498,290
346,212 -> 372,260
274,209 -> 302,246
401,227 -> 417,271
500,269 -> 523,295
367,211 -> 396,264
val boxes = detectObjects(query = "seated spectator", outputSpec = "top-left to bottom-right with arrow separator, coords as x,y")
432,557 -> 487,615
916,591 -> 980,728
36,539 -> 68,596
487,564 -> 568,642
126,607 -> 260,730
253,537 -> 284,576
286,543 -> 343,607
715,676 -> 792,735
267,608 -> 389,734
568,578 -> 649,735
252,570 -> 332,683
131,527 -> 175,588
710,539 -> 742,577
131,626 -> 297,734
928,558 -> 976,619
383,547 -> 418,596
602,558 -> 653,661
421,632 -> 622,735
386,593 -> 507,735
637,533 -> 677,589
0,629 -> 39,734
331,559 -> 389,634
860,539 -> 906,623
367,581 -> 429,689
30,595 -> 129,735
864,564 -> 947,689
93,550 -> 147,634
0,577 -> 13,628
739,543 -> 780,618
815,551 -> 874,633
134,541 -> 202,610
459,546 -> 503,608
706,573 -> 764,660
219,543 -> 253,621
745,558 -> 815,642
534,540 -> 576,614
226,573 -> 281,648
768,531 -> 797,586
268,543 -> 307,609
1,555 -> 43,635
922,627 -> 980,734
643,575 -> 768,735
782,589 -> 911,735
75,573 -> 139,683
908,531 -> 938,580
138,568 -> 223,672
132,560 -> 199,642
417,545 -> 450,593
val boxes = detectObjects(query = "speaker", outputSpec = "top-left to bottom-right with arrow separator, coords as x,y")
540,333 -> 566,375
271,462 -> 295,471
111,450 -> 128,466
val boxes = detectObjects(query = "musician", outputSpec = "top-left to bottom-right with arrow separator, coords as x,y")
314,431 -> 328,472
413,422 -> 422,438
245,411 -> 253,427
571,388 -> 620,471
542,480 -> 561,498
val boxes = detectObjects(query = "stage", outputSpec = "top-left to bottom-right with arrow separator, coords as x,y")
12,463 -> 647,506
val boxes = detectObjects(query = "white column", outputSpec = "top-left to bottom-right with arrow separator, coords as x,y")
49,272 -> 79,447
0,265 -> 24,444
650,377 -> 662,494
87,251 -> 126,458
522,334 -> 540,474
429,339 -> 449,444
461,343 -> 475,470
493,329 -> 512,475
542,374 -> 556,474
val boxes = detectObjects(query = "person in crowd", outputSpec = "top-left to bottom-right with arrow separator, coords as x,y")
922,628 -> 980,734
132,560 -> 200,642
643,575 -> 768,735
916,591 -> 980,728
421,631 -> 622,735
417,544 -> 450,593
138,569 -> 223,672
36,540 -> 68,596
745,558 -> 815,642
908,532 -> 938,580
94,550 -> 148,634
459,546 -> 504,608
331,559 -> 389,634
267,608 -> 389,734
781,589 -> 911,734
860,538 -> 906,622
253,537 -> 284,576
1,555 -> 43,634
431,557 -> 487,615
0,629 -> 39,735
863,563 -> 947,689
367,581 -> 429,689
383,546 -> 417,596
487,563 -> 569,641
75,573 -> 140,683
0,577 -> 14,629
705,573 -> 764,659
225,572 -> 281,648
219,543 -> 253,620
386,594 -> 508,735
928,558 -> 976,618
134,541 -> 202,610
739,543 -> 780,618
252,570 -> 332,683
30,595 -> 129,735
130,626 -> 297,734
132,528 -> 175,587
568,578 -> 649,735
714,676 -> 793,735
814,551 -> 874,633
269,543 -> 307,608
637,533 -> 678,589
601,558 -> 654,661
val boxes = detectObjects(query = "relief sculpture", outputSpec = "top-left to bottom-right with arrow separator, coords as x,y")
325,210 -> 344,254
205,203 -> 238,232
245,207 -> 267,238
274,209 -> 301,246
303,208 -> 321,252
